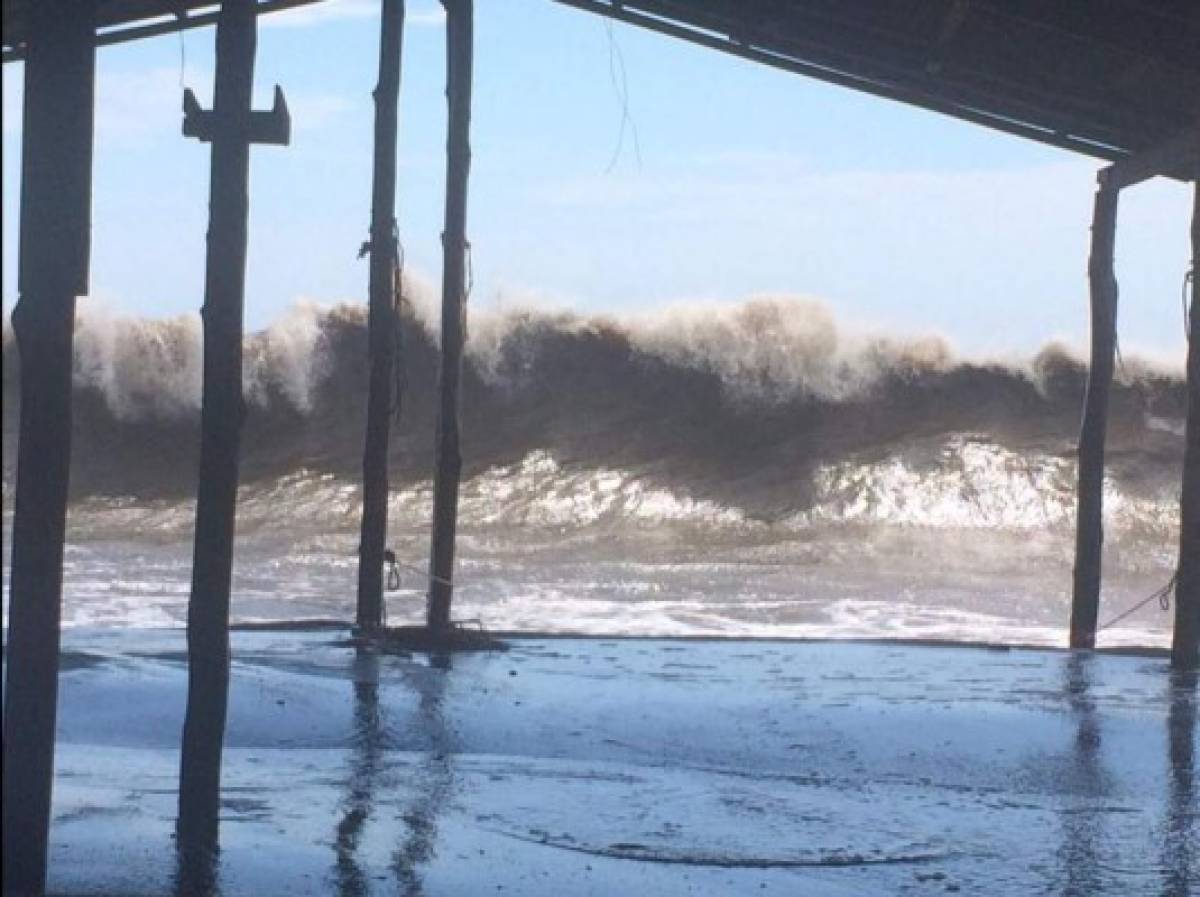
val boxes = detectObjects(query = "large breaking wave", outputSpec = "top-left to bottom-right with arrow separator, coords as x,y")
1,292 -> 1187,531
1,294 -> 1188,643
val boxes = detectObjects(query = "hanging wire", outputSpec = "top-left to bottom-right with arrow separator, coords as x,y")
603,18 -> 643,173
177,27 -> 187,89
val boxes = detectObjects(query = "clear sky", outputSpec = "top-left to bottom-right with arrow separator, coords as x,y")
1,0 -> 1194,359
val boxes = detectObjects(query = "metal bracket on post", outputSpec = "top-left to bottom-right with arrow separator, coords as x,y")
182,84 -> 291,145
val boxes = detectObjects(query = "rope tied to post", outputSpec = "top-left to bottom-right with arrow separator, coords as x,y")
1097,572 -> 1175,632
381,548 -> 454,591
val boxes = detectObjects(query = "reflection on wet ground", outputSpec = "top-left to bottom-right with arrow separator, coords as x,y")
38,630 -> 1200,896
1058,653 -> 1105,897
391,652 -> 453,896
333,650 -> 383,897
331,647 -> 456,897
1163,670 -> 1196,897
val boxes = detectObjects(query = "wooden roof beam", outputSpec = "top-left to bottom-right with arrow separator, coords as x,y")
1101,123 -> 1200,189
1,0 -> 327,63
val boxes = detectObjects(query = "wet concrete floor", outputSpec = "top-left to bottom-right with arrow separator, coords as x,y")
35,629 -> 1199,895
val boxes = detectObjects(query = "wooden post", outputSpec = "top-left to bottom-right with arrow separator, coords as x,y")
1173,182 -> 1200,671
1071,174 -> 1120,650
427,0 -> 474,633
357,0 -> 406,632
1,6 -> 96,894
177,0 -> 290,853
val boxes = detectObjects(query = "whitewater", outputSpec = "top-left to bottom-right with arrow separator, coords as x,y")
1,294 -> 1187,647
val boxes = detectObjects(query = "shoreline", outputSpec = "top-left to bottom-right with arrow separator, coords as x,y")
220,618 -> 1177,659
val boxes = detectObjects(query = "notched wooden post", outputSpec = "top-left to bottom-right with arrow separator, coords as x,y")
357,0 -> 406,632
176,0 -> 291,859
427,0 -> 474,633
1071,173 -> 1119,651
1173,181 -> 1200,671
1,4 -> 96,894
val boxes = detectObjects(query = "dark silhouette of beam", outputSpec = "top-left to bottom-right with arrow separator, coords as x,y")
427,0 -> 473,633
176,0 -> 290,858
1071,175 -> 1119,651
1174,182 -> 1200,671
357,0 -> 406,632
1,4 -> 96,894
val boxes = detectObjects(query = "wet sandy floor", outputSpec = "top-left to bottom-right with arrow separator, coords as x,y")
37,629 -> 1198,895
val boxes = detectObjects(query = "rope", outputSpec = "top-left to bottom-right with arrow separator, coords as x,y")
391,230 -> 407,422
384,557 -> 454,590
1183,265 -> 1193,341
1097,573 -> 1175,632
1093,262 -> 1190,634
464,239 -> 474,304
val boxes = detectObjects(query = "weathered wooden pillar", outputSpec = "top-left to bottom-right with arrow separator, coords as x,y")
2,7 -> 96,894
357,0 -> 406,632
427,0 -> 474,633
177,0 -> 290,854
1173,182 -> 1200,671
1071,174 -> 1119,650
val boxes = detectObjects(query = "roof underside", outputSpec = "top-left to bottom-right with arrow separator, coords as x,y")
1,1 -> 326,58
3,0 -> 1198,167
555,0 -> 1200,165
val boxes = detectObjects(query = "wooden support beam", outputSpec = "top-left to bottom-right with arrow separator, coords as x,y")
1101,124 -> 1200,190
1071,176 -> 1120,650
1,0 -> 330,64
1,6 -> 96,893
177,0 -> 289,858
427,0 -> 473,633
1173,183 -> 1200,671
357,0 -> 406,631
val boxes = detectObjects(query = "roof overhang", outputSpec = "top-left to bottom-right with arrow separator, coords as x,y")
1,0 -> 327,61
4,0 -> 1198,176
553,0 -> 1200,171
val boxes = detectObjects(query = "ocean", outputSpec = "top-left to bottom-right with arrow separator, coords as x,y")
1,295 -> 1187,647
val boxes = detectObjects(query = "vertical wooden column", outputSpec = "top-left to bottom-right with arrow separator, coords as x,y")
357,0 -> 406,631
1,6 -> 96,894
427,0 -> 474,632
1173,182 -> 1200,671
178,0 -> 258,853
1071,175 -> 1119,650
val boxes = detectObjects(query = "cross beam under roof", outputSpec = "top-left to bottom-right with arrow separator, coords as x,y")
1,0 -> 329,62
1101,124 -> 1200,189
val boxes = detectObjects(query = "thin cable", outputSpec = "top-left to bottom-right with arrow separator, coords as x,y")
177,28 -> 187,89
603,19 -> 642,173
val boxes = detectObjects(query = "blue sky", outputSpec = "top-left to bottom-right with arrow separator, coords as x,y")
1,0 -> 1193,358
